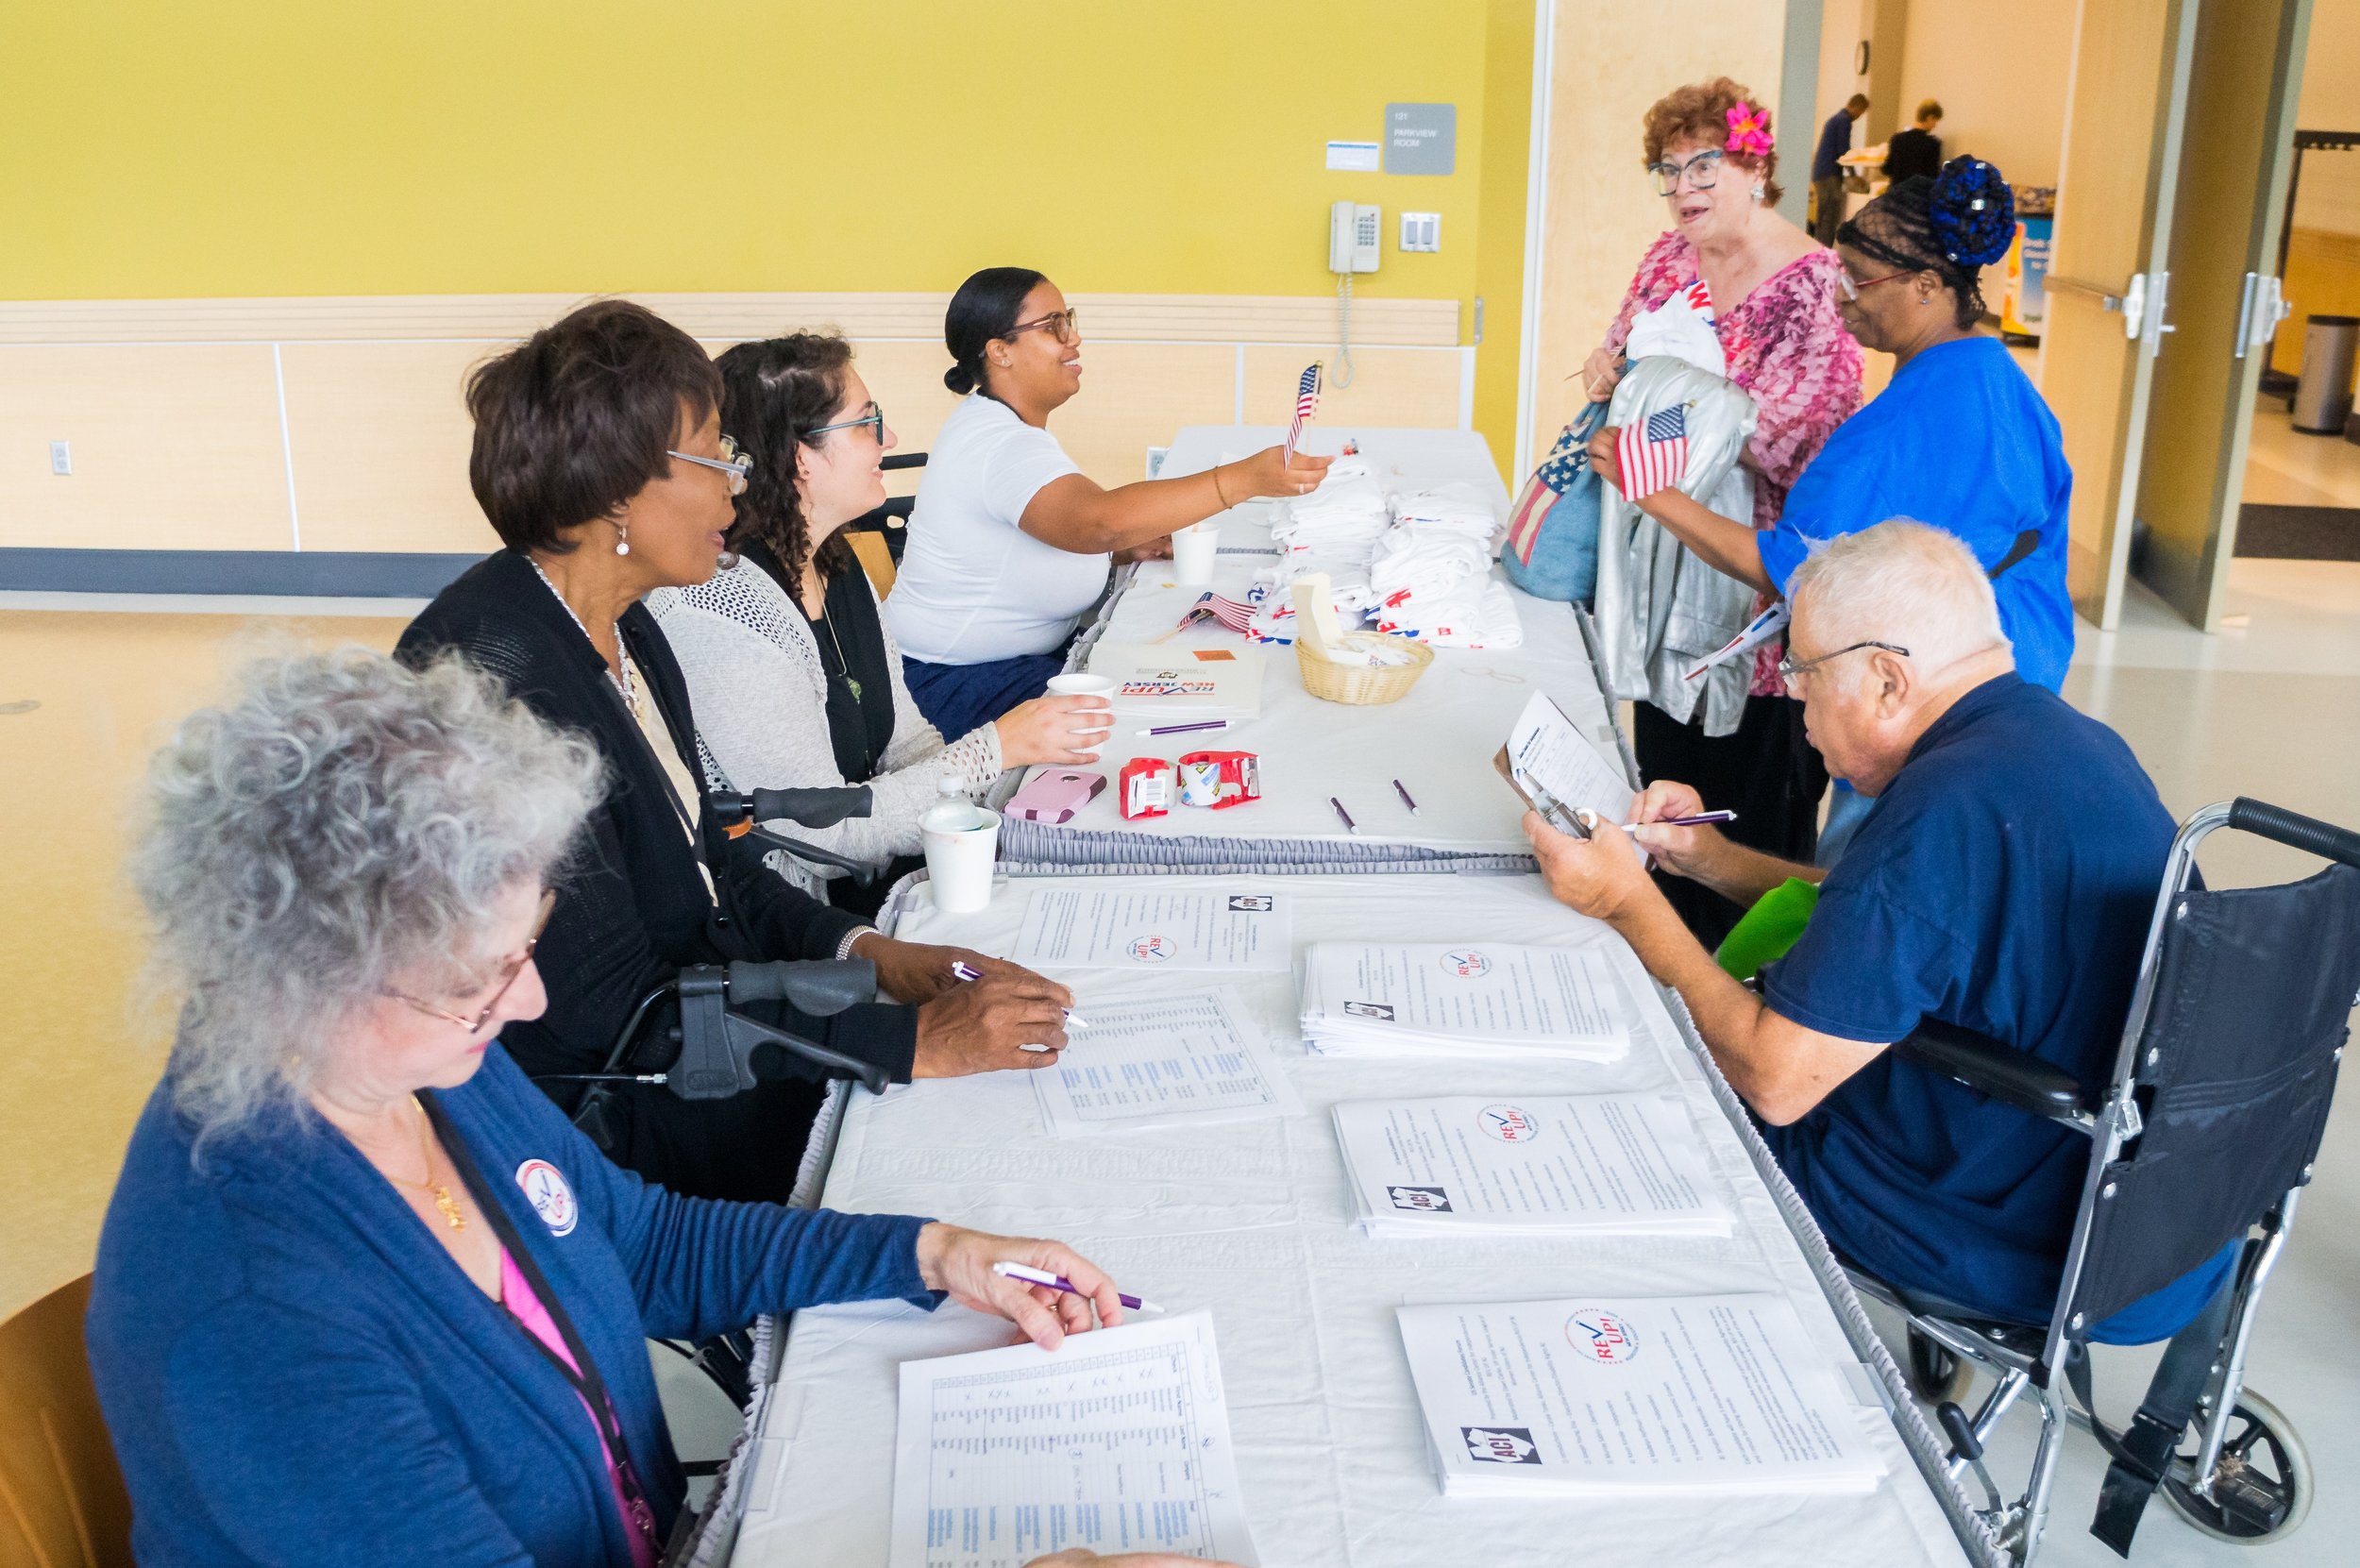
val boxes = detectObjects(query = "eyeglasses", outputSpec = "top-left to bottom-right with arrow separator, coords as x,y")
1004,307 -> 1082,345
806,400 -> 885,444
666,435 -> 752,497
1777,640 -> 1911,694
389,890 -> 556,1033
1835,267 -> 1914,304
1648,149 -> 1725,196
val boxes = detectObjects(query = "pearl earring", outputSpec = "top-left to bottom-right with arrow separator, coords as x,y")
613,516 -> 631,557
1752,183 -> 1765,201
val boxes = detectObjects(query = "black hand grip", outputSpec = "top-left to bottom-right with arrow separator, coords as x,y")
2230,797 -> 2360,869
1937,1400 -> 1984,1462
726,959 -> 878,1016
879,452 -> 929,472
708,786 -> 874,829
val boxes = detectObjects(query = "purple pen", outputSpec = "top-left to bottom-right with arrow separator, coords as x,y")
1136,718 -> 1231,737
1329,796 -> 1358,835
1642,810 -> 1739,828
1391,778 -> 1420,817
952,961 -> 1089,1030
992,1261 -> 1165,1314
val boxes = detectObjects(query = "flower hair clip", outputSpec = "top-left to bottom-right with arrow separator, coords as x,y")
1725,104 -> 1774,159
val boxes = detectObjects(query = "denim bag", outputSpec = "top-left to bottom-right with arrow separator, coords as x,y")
1499,396 -> 1608,604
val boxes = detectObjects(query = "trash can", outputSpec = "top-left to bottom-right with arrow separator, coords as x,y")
2292,314 -> 2357,434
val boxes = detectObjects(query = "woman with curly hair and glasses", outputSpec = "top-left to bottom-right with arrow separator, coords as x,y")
1608,157 -> 2072,862
1569,76 -> 1864,944
652,332 -> 1115,918
85,649 -> 1190,1568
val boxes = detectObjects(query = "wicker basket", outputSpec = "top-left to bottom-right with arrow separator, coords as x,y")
1295,632 -> 1435,705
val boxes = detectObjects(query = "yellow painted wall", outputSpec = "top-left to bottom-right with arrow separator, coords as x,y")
0,0 -> 1494,308
1471,0 -> 1538,478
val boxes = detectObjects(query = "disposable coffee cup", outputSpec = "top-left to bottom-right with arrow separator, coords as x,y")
921,802 -> 1000,915
1172,524 -> 1220,585
1044,672 -> 1119,759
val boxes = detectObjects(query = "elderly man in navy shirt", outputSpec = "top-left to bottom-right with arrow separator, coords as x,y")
1526,519 -> 2231,1340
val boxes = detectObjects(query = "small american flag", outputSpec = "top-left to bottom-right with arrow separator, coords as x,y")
1283,362 -> 1323,460
1174,591 -> 1259,634
1616,404 -> 1690,499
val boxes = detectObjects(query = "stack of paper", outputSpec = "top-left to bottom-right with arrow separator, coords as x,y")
1010,888 -> 1292,972
889,1314 -> 1260,1566
1332,1095 -> 1728,1238
1299,942 -> 1629,1063
1033,989 -> 1306,1138
1399,1294 -> 1884,1498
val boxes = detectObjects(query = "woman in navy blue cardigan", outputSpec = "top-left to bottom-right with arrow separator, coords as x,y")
87,649 -> 1216,1568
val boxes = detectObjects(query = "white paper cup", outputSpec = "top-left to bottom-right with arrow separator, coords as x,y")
921,804 -> 1000,914
1172,524 -> 1221,585
1043,673 -> 1118,758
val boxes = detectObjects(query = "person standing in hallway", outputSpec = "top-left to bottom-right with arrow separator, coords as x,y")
1576,76 -> 1864,948
1882,101 -> 1945,185
1811,93 -> 1870,246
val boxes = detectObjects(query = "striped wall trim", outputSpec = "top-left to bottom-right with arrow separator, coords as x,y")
0,548 -> 480,598
0,292 -> 1464,348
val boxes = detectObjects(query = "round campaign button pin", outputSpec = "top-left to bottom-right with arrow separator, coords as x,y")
515,1158 -> 579,1238
1566,1308 -> 1640,1364
1441,948 -> 1492,978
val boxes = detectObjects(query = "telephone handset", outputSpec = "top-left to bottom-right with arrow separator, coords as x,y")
1327,201 -> 1380,389
1328,201 -> 1381,274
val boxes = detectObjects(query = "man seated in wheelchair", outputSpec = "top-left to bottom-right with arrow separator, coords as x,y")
1526,518 -> 2233,1340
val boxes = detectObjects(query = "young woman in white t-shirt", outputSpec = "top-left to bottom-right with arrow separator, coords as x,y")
887,267 -> 1331,738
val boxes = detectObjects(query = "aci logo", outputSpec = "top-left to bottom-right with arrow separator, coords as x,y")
1387,1185 -> 1453,1212
514,1159 -> 578,1238
1127,935 -> 1176,963
1566,1309 -> 1640,1365
1461,1426 -> 1542,1464
1478,1104 -> 1542,1143
1441,948 -> 1492,978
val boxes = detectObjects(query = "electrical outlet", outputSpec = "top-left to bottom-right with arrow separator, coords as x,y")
49,440 -> 72,476
1399,212 -> 1441,253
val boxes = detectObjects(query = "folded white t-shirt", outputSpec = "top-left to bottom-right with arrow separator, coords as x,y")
885,395 -> 1102,665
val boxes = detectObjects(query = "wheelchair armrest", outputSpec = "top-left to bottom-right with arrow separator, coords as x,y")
1896,1018 -> 2090,1125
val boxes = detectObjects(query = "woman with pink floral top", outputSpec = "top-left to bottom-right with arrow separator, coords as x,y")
1580,76 -> 1863,945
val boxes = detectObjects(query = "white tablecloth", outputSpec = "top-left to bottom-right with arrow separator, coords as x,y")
1000,426 -> 1616,868
725,873 -> 1977,1568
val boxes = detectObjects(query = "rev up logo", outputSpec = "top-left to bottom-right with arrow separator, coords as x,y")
1478,1104 -> 1541,1143
1566,1308 -> 1640,1365
1441,948 -> 1492,978
1126,935 -> 1176,963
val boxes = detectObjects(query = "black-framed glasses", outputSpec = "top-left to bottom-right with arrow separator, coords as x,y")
806,401 -> 885,444
389,890 -> 556,1033
1005,307 -> 1081,345
1648,148 -> 1725,196
1778,640 -> 1912,693
666,435 -> 752,497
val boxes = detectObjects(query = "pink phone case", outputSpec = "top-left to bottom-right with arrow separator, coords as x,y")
1001,768 -> 1107,824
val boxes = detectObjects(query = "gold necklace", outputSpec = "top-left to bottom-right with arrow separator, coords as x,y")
385,1094 -> 467,1231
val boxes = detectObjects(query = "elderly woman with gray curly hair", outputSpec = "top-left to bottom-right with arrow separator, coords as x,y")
83,648 -> 1221,1568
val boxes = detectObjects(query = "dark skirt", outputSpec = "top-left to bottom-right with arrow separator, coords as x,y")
902,651 -> 1068,741
1632,694 -> 1829,951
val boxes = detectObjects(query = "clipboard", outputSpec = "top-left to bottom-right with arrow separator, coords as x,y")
1492,745 -> 1592,838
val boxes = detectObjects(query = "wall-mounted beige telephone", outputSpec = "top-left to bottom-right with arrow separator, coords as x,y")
1327,201 -> 1380,388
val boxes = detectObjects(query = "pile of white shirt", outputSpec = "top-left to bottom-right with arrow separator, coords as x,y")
1368,482 -> 1523,649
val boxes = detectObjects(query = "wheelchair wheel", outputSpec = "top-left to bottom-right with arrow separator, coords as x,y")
2163,1390 -> 2313,1543
1906,1327 -> 1973,1405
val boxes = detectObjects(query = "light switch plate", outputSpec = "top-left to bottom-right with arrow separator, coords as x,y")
1399,212 -> 1441,253
49,440 -> 72,475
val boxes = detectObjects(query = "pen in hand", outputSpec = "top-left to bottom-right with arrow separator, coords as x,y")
951,960 -> 1091,1031
992,1261 -> 1164,1315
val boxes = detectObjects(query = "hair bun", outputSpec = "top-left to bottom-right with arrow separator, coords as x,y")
943,364 -> 975,396
1930,157 -> 2016,268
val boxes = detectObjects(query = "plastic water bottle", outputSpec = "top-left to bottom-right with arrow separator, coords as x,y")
921,776 -> 983,835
